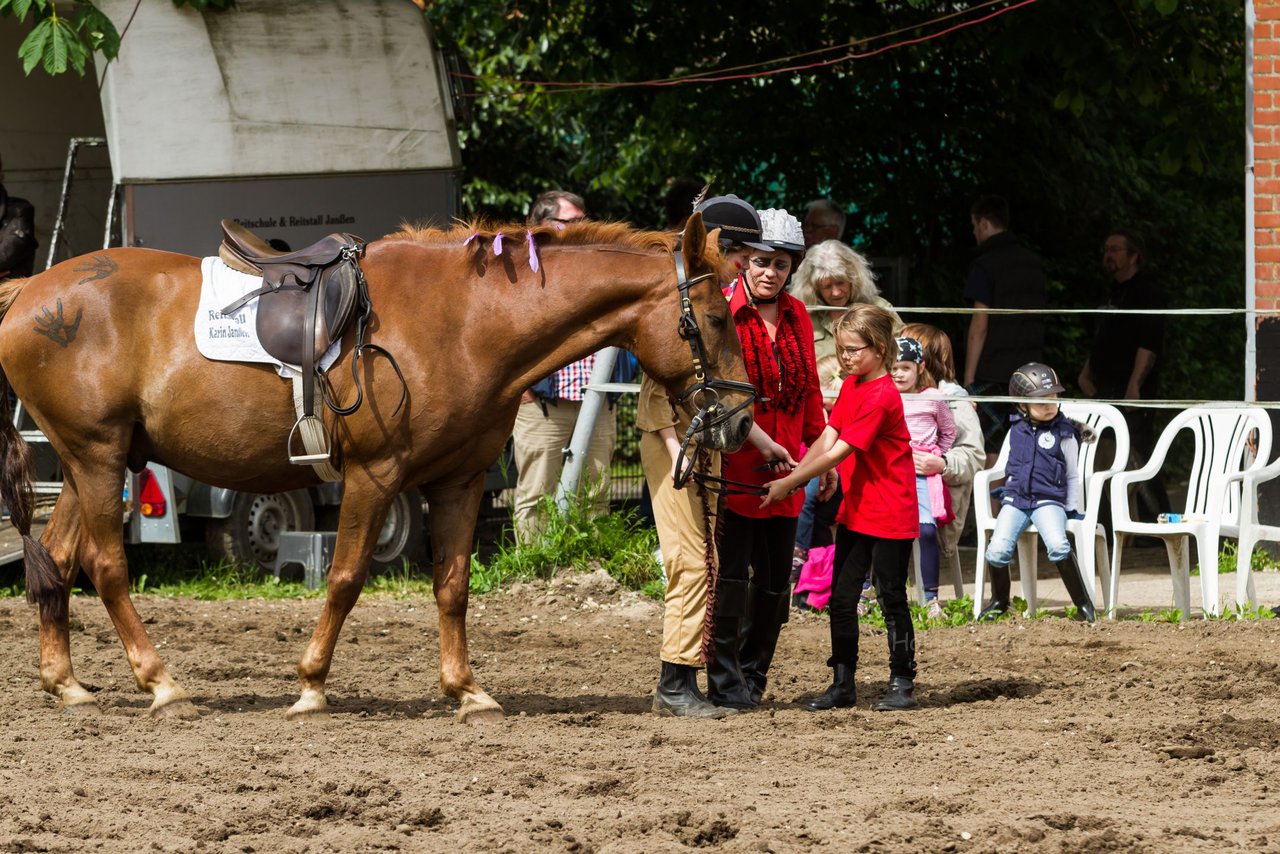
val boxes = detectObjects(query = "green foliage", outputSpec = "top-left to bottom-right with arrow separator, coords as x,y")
852,595 -> 975,630
469,494 -> 661,595
1210,540 -> 1280,576
365,559 -> 435,598
426,0 -> 1244,405
1221,600 -> 1277,621
128,560 -> 320,601
2,0 -> 118,76
1133,606 -> 1184,622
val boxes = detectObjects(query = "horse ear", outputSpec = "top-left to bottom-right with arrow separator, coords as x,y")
682,211 -> 707,278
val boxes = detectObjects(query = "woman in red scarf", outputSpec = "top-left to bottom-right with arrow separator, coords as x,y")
708,208 -> 826,709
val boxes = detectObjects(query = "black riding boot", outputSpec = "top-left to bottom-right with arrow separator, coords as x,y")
978,562 -> 1011,621
740,584 -> 789,705
653,661 -> 729,718
872,676 -> 919,711
1053,553 -> 1097,623
706,578 -> 755,709
802,664 -> 856,711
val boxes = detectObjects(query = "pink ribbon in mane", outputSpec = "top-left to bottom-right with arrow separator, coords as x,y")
463,229 -> 538,273
526,229 -> 539,272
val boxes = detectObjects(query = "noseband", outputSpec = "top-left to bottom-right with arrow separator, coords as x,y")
669,250 -> 761,493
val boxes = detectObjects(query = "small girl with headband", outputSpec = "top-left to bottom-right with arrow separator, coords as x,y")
891,337 -> 956,619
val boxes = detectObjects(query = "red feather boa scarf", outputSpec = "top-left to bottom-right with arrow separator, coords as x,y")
735,298 -> 814,415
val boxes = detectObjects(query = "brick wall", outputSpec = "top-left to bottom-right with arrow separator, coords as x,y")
1253,3 -> 1280,524
1258,3 -> 1280,319
1257,2 -> 1280,403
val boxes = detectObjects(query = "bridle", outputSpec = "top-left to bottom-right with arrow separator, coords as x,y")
668,250 -> 764,495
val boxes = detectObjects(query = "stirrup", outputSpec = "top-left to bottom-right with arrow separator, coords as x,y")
287,414 -> 332,465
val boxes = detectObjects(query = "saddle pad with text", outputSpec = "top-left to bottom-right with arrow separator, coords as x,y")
195,256 -> 340,378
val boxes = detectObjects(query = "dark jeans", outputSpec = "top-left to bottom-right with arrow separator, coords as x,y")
828,525 -> 916,680
794,478 -> 842,553
719,509 -> 798,594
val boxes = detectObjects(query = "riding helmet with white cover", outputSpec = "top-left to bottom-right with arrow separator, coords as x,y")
1008,362 -> 1065,398
757,208 -> 806,257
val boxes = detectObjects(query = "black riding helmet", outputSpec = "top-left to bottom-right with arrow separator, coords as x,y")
694,194 -> 771,251
1008,362 -> 1065,398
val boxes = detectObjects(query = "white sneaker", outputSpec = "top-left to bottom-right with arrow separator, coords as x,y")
926,598 -> 945,620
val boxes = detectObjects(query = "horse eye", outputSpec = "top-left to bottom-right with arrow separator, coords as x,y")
706,313 -> 726,330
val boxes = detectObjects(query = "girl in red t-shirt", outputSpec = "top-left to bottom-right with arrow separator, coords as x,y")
762,304 -> 920,712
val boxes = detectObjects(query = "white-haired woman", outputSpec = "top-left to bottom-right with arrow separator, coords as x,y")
792,240 -> 903,406
789,241 -> 903,590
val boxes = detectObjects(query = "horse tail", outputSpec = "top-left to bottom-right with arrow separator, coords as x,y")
0,287 -> 66,622
0,277 -> 28,322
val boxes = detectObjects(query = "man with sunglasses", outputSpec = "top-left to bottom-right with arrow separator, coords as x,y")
527,190 -> 585,229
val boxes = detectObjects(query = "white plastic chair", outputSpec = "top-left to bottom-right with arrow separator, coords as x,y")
972,403 -> 1130,619
1231,451 -> 1280,609
1223,453 -> 1274,606
1108,406 -> 1272,619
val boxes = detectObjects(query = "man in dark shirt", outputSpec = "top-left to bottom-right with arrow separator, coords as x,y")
962,195 -> 1047,463
1079,228 -> 1168,520
0,155 -> 38,280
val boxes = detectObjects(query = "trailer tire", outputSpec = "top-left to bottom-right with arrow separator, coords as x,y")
205,489 -> 316,571
372,488 -> 427,570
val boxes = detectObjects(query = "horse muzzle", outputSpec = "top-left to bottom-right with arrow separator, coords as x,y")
702,407 -> 753,452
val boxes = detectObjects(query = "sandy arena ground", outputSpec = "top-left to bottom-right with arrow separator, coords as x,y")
1,557 -> 1278,853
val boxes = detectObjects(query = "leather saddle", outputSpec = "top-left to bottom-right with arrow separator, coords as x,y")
218,219 -> 364,369
218,219 -> 373,471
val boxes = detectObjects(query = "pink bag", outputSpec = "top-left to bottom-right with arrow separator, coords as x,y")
793,544 -> 835,611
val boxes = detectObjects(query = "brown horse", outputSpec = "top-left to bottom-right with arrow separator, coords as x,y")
0,213 -> 752,722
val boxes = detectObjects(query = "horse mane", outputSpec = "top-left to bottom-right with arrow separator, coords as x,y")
387,220 -> 679,254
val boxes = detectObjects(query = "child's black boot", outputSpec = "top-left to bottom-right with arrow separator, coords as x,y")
978,562 -> 1011,621
873,676 -> 920,711
1053,553 -> 1096,622
802,664 -> 856,711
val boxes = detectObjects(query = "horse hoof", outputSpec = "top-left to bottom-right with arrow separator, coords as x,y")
285,693 -> 329,720
284,705 -> 331,721
459,705 -> 505,726
63,698 -> 100,715
150,698 -> 199,721
59,685 -> 99,713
